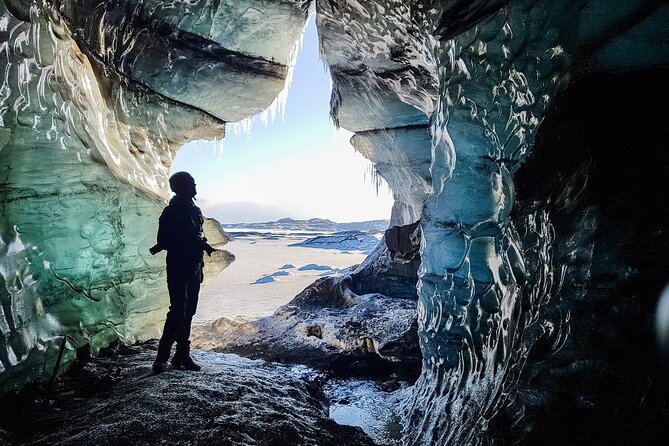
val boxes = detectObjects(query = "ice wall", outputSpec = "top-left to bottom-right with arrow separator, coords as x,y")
1,0 -> 668,443
0,0 -> 309,392
407,2 -> 577,443
317,0 -> 436,227
316,0 -> 669,444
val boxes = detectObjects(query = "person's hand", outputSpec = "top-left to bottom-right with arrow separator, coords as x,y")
203,242 -> 215,256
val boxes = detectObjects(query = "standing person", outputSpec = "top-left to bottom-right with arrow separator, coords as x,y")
149,171 -> 214,374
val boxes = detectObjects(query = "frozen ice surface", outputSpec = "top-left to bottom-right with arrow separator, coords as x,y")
193,235 -> 367,324
324,379 -> 409,446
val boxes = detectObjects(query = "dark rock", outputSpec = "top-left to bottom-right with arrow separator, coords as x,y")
384,221 -> 420,261
347,230 -> 421,300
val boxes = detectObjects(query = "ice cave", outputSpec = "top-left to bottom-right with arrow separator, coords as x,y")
1,0 -> 668,445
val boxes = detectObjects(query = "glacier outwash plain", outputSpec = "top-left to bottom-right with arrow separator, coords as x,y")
1,0 -> 669,445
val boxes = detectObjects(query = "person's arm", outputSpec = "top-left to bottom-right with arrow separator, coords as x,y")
200,237 -> 215,256
149,208 -> 176,255
193,206 -> 215,256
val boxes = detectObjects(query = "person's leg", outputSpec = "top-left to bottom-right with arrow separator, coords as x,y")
172,270 -> 201,370
154,276 -> 188,370
176,274 -> 200,345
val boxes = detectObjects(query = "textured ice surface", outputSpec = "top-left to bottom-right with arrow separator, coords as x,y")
315,0 -> 669,444
0,0 -> 303,392
352,127 -> 432,226
0,5 -> 170,391
324,378 -> 409,445
56,0 -> 309,123
2,0 -> 669,443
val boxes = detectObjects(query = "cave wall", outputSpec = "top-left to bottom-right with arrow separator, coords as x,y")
0,0 -> 668,445
492,69 -> 669,444
315,0 -> 669,444
0,0 -> 309,393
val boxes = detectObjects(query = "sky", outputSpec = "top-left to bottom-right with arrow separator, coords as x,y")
171,18 -> 394,224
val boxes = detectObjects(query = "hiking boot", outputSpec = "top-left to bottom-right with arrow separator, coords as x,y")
171,355 -> 201,371
152,360 -> 168,374
172,340 -> 200,371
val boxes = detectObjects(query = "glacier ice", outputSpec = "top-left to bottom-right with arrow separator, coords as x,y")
315,0 -> 669,444
0,0 -> 300,392
1,0 -> 669,444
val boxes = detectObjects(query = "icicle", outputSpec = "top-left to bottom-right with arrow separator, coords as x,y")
227,12 -> 311,135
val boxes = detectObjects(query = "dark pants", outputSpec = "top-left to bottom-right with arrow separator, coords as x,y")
156,265 -> 201,362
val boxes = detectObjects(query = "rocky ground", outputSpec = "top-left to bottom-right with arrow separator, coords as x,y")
0,342 -> 376,446
192,278 -> 420,381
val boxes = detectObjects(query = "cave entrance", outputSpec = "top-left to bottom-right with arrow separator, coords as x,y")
170,17 -> 394,325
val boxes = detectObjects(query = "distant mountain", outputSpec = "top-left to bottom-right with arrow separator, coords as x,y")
223,217 -> 389,233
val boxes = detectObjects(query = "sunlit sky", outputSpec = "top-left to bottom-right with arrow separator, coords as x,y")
171,18 -> 393,224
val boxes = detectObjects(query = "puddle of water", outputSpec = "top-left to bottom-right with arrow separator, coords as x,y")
323,378 -> 409,445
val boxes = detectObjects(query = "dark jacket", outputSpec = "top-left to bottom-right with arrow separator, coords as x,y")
150,196 -> 207,280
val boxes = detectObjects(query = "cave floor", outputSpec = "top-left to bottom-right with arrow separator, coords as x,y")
0,342 -> 376,446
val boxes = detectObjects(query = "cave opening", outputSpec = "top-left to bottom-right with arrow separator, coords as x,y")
158,15 -> 412,441
167,16 -> 394,326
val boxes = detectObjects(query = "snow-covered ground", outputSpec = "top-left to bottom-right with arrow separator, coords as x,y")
194,232 -> 377,325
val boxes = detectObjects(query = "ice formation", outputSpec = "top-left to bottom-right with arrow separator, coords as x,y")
1,0 -> 669,444
0,0 -> 308,392
315,0 -> 669,444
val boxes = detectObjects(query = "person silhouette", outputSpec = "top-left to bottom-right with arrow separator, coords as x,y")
149,171 -> 214,373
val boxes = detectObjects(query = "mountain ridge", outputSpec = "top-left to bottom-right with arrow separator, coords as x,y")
222,217 -> 389,233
